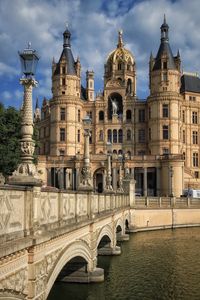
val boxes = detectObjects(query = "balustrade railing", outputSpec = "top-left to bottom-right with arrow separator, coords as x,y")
0,186 -> 129,244
134,196 -> 200,208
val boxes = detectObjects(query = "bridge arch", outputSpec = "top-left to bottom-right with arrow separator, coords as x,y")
46,240 -> 92,298
96,224 -> 114,249
115,217 -> 124,233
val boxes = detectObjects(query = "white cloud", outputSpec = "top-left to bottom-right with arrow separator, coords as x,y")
1,0 -> 200,105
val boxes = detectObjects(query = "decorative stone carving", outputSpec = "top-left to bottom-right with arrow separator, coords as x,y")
106,79 -> 122,87
41,196 -> 51,223
0,173 -> 5,185
20,141 -> 35,155
0,195 -> 12,230
45,249 -> 61,276
0,268 -> 28,294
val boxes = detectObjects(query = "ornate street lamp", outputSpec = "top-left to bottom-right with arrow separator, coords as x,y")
10,43 -> 42,186
105,142 -> 113,192
79,115 -> 93,190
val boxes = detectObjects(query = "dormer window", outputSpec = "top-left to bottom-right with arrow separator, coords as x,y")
163,61 -> 167,69
62,78 -> 65,85
62,66 -> 66,74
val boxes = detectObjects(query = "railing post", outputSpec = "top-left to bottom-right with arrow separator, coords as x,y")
187,197 -> 190,207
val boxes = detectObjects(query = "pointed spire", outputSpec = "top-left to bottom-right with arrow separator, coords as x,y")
150,51 -> 153,60
35,97 -> 39,109
177,49 -> 180,58
163,14 -> 166,24
63,23 -> 71,48
117,29 -> 124,48
160,14 -> 169,42
153,17 -> 176,71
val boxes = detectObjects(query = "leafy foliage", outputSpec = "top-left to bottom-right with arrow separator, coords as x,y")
0,103 -> 21,178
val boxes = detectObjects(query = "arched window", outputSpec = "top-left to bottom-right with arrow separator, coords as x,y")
113,150 -> 117,155
126,110 -> 132,121
127,79 -> 132,94
127,63 -> 131,71
118,62 -> 122,70
127,129 -> 131,141
118,129 -> 123,143
127,151 -> 131,158
113,129 -> 117,143
77,130 -> 80,143
78,109 -> 81,122
99,111 -> 104,121
107,129 -> 112,143
118,149 -> 123,155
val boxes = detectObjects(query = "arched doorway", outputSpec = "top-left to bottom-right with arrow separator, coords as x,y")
93,168 -> 105,193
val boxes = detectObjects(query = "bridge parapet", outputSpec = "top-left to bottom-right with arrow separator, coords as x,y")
134,196 -> 200,208
0,186 -> 129,257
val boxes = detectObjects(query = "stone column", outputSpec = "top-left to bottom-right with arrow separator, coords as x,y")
143,167 -> 147,197
156,167 -> 161,196
9,78 -> 42,186
79,130 -> 93,190
131,167 -> 135,177
118,165 -> 124,192
58,168 -> 64,189
47,168 -> 51,186
76,167 -> 80,190
112,167 -> 117,191
65,169 -> 69,189
105,154 -> 113,192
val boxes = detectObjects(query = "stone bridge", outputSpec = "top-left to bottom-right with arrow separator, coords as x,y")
0,182 -> 200,300
0,184 -> 131,300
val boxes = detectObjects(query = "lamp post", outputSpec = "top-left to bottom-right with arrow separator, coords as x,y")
10,43 -> 42,186
118,154 -> 124,192
105,142 -> 113,192
79,115 -> 93,190
169,166 -> 174,197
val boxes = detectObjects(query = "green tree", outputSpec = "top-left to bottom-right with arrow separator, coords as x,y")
0,103 -> 21,179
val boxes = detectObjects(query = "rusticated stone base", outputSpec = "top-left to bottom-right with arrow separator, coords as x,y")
117,234 -> 129,242
98,245 -> 121,256
59,267 -> 104,283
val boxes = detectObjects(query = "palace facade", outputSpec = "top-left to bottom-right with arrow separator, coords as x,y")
35,17 -> 200,196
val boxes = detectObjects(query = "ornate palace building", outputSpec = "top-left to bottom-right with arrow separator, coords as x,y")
35,17 -> 200,196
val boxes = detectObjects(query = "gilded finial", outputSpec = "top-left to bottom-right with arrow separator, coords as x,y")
117,29 -> 123,48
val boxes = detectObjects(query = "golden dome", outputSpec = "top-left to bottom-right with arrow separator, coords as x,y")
107,30 -> 134,65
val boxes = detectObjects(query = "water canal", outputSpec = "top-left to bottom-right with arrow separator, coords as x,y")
48,227 -> 200,300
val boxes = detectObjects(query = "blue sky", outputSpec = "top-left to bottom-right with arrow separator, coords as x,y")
0,0 -> 200,109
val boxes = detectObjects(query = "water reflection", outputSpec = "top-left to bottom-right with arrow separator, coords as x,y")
48,228 -> 200,300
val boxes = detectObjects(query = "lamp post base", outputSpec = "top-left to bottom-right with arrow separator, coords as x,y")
78,184 -> 93,192
9,162 -> 42,186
